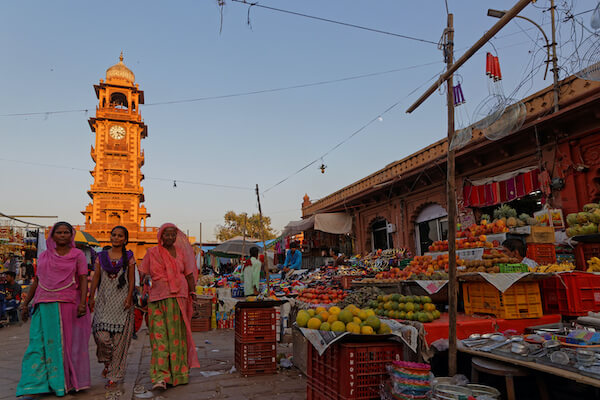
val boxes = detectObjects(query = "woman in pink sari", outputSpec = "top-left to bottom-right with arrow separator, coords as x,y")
17,222 -> 91,398
139,223 -> 199,390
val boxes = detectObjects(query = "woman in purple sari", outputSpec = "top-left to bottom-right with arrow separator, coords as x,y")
89,226 -> 136,388
17,222 -> 91,398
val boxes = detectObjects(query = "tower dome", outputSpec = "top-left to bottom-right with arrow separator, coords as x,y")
106,52 -> 135,84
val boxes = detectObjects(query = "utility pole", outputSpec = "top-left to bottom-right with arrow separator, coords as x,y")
255,184 -> 270,289
550,0 -> 560,112
405,0 -> 534,376
444,13 -> 458,377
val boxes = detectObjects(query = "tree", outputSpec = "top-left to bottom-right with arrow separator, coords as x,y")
216,211 -> 277,242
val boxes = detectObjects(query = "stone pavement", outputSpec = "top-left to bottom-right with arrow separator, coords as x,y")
0,322 -> 307,400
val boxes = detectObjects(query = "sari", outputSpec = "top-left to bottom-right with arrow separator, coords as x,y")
17,223 -> 91,397
139,223 -> 199,386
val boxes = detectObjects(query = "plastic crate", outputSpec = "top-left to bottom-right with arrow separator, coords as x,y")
541,272 -> 600,316
526,244 -> 557,266
190,317 -> 211,332
192,296 -> 212,319
463,281 -> 543,319
575,243 -> 600,270
234,338 -> 276,376
499,263 -> 530,273
307,341 -> 403,400
235,307 -> 276,341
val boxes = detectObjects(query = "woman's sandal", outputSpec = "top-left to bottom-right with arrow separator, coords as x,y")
152,381 -> 167,391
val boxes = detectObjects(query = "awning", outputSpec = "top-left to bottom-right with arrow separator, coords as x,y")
282,213 -> 352,237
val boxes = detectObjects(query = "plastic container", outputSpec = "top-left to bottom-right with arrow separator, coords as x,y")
463,281 -> 543,319
526,244 -> 557,265
234,339 -> 276,376
541,272 -> 600,316
235,307 -> 276,342
574,243 -> 600,270
498,263 -> 530,273
307,341 -> 403,400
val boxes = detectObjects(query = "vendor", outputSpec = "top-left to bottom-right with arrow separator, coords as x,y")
330,247 -> 346,267
243,247 -> 261,296
280,241 -> 302,279
502,238 -> 538,268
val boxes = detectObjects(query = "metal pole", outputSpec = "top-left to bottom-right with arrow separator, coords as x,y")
406,0 -> 533,114
550,0 -> 560,112
444,13 -> 458,377
255,184 -> 270,289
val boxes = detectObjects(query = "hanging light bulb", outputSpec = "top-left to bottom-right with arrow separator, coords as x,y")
173,180 -> 177,188
319,164 -> 327,174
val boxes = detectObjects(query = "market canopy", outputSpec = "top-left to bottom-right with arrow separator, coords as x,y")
282,213 -> 352,237
208,239 -> 262,257
74,230 -> 100,247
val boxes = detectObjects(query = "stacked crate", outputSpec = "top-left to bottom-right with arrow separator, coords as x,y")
191,295 -> 212,332
234,306 -> 277,376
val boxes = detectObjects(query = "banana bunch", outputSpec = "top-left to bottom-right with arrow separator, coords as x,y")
534,262 -> 576,273
587,257 -> 600,272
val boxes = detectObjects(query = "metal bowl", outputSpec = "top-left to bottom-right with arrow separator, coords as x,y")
543,340 -> 561,350
550,350 -> 570,365
511,342 -> 529,356
466,384 -> 501,399
433,384 -> 473,400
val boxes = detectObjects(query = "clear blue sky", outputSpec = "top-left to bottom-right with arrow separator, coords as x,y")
0,1 -> 593,240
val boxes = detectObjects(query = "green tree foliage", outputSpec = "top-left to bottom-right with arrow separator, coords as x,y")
216,211 -> 277,241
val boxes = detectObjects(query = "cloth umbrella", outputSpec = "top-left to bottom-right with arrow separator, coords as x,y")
74,230 -> 100,247
210,239 -> 260,257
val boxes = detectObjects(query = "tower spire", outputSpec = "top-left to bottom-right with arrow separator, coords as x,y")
119,51 -> 124,62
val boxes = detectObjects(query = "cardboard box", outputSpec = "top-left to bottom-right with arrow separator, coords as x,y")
525,226 -> 556,243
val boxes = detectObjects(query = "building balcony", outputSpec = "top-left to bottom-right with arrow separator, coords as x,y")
96,106 -> 141,122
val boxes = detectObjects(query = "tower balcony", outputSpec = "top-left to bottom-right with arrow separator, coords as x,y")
96,106 -> 141,122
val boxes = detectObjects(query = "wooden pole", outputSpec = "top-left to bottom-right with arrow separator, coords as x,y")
445,13 -> 458,377
549,0 -> 560,112
255,184 -> 270,290
242,213 -> 247,258
406,0 -> 533,114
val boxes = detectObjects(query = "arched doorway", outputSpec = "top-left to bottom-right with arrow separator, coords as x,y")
415,204 -> 448,255
371,217 -> 393,251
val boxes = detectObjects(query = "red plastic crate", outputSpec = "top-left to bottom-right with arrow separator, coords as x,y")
307,341 -> 403,400
234,338 -> 276,376
526,244 -> 557,266
541,272 -> 600,316
191,317 -> 210,332
235,307 -> 276,341
575,243 -> 600,270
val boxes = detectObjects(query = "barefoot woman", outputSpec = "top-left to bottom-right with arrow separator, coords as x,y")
139,223 -> 199,390
17,222 -> 91,397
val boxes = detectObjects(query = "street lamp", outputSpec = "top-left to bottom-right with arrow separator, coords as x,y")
487,8 -> 551,80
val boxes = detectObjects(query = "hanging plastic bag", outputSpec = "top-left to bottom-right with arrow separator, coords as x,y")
591,1 -> 600,30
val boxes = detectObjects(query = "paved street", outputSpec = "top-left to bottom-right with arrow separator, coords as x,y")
0,322 -> 306,400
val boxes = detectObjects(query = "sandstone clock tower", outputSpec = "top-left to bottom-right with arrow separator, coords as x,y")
82,53 -> 157,259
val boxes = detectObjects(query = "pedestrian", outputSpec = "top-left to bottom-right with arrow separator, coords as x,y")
243,247 -> 261,296
17,221 -> 91,398
88,226 -> 136,388
3,271 -> 21,323
139,223 -> 200,390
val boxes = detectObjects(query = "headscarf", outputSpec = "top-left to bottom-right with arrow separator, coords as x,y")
146,223 -> 197,294
37,222 -> 80,293
99,249 -> 134,275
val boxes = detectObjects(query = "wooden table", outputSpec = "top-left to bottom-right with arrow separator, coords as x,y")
458,343 -> 600,389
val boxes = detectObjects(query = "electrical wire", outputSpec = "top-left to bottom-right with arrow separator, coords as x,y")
230,0 -> 439,45
263,69 -> 444,193
0,157 -> 254,191
0,109 -> 88,118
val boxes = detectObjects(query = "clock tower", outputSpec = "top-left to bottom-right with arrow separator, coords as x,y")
82,53 -> 157,259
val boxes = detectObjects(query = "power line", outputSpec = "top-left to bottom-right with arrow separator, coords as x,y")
230,0 -> 439,45
0,109 -> 88,118
0,158 -> 253,191
263,69 -> 443,193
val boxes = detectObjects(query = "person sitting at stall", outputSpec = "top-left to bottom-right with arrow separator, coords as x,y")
502,238 -> 538,269
280,241 -> 302,279
3,271 -> 21,323
244,247 -> 261,296
330,247 -> 346,267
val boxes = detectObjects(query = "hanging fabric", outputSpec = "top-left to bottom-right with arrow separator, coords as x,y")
463,169 -> 541,208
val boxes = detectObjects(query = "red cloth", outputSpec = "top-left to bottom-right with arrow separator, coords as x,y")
462,169 -> 541,208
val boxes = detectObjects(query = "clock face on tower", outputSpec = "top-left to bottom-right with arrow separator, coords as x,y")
109,125 -> 126,140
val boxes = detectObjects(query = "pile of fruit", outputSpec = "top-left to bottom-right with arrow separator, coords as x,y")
295,304 -> 391,335
296,287 -> 347,305
587,257 -> 600,273
458,219 -> 509,236
369,294 -> 441,323
338,286 -> 383,309
460,249 -> 520,273
427,237 -> 494,252
566,203 -> 600,237
533,262 -> 576,273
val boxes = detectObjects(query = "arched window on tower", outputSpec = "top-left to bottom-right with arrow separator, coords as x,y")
132,101 -> 136,111
110,92 -> 128,110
